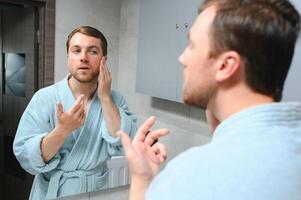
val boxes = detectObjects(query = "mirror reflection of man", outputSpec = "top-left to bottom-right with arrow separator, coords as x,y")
118,0 -> 301,199
13,26 -> 137,199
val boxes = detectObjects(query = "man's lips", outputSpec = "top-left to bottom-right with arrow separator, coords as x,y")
77,65 -> 90,70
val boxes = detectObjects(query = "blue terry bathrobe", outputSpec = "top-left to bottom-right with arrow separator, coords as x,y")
13,77 -> 137,200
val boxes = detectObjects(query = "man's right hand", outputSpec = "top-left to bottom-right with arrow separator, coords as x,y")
118,116 -> 169,200
56,94 -> 86,137
41,95 -> 86,163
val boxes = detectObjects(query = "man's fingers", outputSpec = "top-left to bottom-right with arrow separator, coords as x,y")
117,131 -> 134,156
98,60 -> 105,83
74,102 -> 85,119
70,94 -> 84,114
57,102 -> 63,116
99,57 -> 106,76
103,63 -> 111,80
79,112 -> 86,124
144,128 -> 170,146
134,116 -> 157,142
152,143 -> 167,162
100,56 -> 106,67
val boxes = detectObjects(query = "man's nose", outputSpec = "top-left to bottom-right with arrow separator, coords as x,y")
80,51 -> 88,62
178,47 -> 188,66
178,51 -> 185,65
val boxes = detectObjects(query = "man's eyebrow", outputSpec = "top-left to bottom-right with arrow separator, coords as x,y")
87,45 -> 101,50
71,45 -> 81,48
70,45 -> 100,50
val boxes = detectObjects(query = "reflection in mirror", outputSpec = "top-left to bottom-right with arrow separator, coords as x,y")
8,1 -> 139,199
2,0 -> 210,199
13,25 -> 137,199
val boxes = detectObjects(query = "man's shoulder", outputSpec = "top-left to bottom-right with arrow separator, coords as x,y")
170,145 -> 209,166
148,137 -> 301,199
147,145 -> 211,199
33,79 -> 65,98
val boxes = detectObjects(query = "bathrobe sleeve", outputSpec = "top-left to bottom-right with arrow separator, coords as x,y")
13,89 -> 61,175
100,90 -> 137,156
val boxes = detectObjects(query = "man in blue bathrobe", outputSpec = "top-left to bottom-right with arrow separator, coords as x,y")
13,26 -> 137,199
118,0 -> 301,200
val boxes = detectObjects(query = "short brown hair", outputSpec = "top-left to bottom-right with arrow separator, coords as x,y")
199,0 -> 300,101
66,26 -> 108,56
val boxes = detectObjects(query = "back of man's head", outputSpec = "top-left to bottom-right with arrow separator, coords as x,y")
199,0 -> 300,101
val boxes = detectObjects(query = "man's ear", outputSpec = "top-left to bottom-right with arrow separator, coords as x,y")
215,51 -> 241,82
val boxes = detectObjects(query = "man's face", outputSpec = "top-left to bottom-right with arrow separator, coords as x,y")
67,32 -> 104,83
178,6 -> 217,109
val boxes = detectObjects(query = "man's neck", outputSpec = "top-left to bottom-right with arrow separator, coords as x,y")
68,75 -> 98,101
209,88 -> 274,124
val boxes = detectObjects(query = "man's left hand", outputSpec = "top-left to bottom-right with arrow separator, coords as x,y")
98,56 -> 112,100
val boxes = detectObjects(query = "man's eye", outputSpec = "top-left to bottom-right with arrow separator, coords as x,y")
89,50 -> 98,55
72,49 -> 80,53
